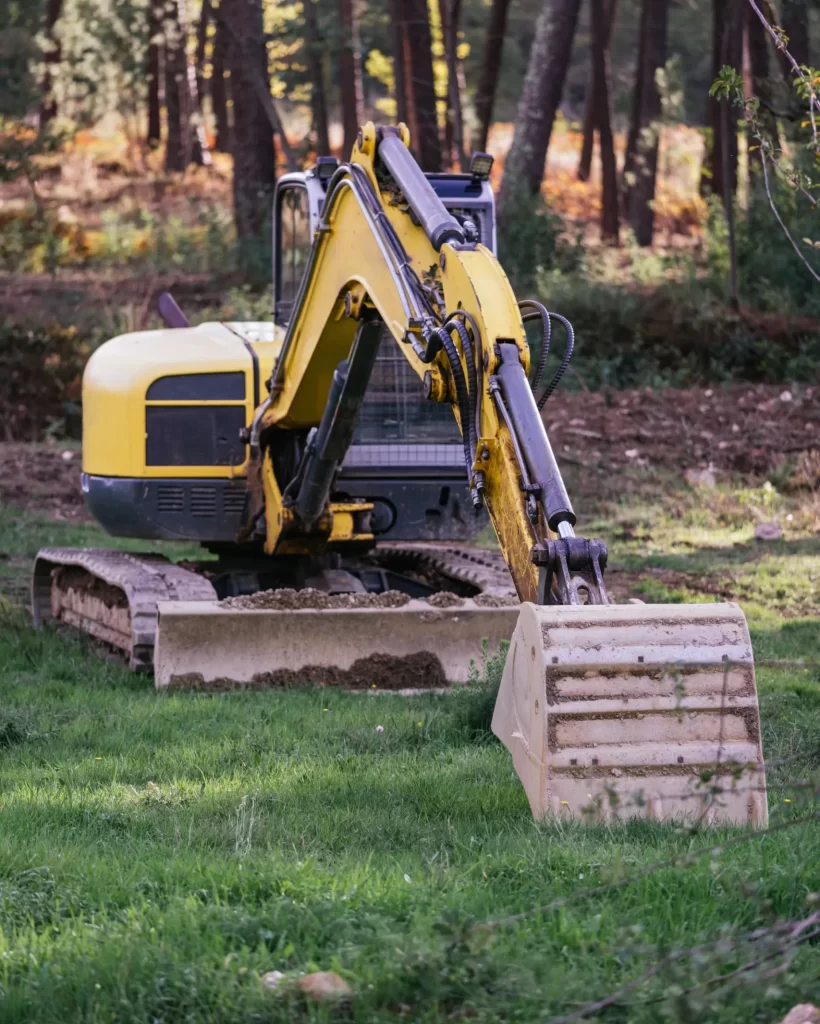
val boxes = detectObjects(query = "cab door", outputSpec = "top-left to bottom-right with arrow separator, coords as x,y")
274,179 -> 314,328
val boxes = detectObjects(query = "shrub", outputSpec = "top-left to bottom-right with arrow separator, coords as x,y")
0,320 -> 87,439
497,182 -> 582,295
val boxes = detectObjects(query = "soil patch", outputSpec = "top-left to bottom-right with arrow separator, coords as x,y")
546,383 -> 818,476
0,443 -> 88,521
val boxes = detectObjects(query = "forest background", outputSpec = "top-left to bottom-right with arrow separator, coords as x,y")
1,0 -> 820,437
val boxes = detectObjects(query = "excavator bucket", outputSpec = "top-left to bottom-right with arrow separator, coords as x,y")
154,596 -> 519,690
492,602 -> 768,827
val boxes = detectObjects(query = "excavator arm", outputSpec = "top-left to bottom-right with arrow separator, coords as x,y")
249,122 -> 606,607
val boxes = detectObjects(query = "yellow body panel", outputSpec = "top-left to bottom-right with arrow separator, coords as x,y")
82,322 -> 282,479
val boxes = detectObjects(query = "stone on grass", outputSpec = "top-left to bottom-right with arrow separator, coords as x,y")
778,1006 -> 819,1024
295,971 -> 353,1003
754,522 -> 782,542
685,466 -> 717,489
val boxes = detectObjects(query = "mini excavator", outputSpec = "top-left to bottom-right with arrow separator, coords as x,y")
32,125 -> 767,825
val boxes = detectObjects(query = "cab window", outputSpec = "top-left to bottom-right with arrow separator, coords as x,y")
276,185 -> 311,325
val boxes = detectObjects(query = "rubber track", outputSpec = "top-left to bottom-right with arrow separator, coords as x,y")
375,542 -> 516,597
32,548 -> 217,669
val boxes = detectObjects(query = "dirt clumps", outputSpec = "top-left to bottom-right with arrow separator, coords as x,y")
220,588 -> 412,611
474,593 -> 520,607
168,651 -> 447,691
424,592 -> 465,608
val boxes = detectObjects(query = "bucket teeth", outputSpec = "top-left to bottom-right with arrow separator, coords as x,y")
492,602 -> 768,827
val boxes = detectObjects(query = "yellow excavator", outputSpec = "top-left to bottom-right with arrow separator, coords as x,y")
32,125 -> 767,825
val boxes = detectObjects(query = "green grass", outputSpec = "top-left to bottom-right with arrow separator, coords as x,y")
0,472 -> 818,1023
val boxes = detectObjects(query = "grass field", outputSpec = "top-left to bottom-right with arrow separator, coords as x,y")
0,466 -> 818,1023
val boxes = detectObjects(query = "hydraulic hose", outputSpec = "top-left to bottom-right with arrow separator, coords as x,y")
519,299 -> 551,396
537,312 -> 575,409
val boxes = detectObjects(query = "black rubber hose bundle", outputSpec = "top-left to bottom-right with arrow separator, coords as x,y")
519,299 -> 551,397
537,311 -> 574,409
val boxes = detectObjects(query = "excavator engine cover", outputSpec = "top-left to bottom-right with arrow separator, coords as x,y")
492,602 -> 767,827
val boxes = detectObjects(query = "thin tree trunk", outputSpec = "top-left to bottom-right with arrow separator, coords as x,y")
338,0 -> 364,159
213,1 -> 298,169
625,0 -> 670,246
498,0 -> 582,208
702,0 -> 741,201
578,0 -> 617,182
590,0 -> 619,242
212,16 -> 230,152
473,0 -> 512,153
164,2 -> 186,173
622,0 -> 648,192
440,0 -> 467,170
40,0 -> 64,126
392,0 -> 408,126
746,1 -> 779,182
195,0 -> 211,119
782,0 -> 809,69
222,0 -> 277,252
176,0 -> 210,167
392,0 -> 442,171
147,0 -> 162,148
304,0 -> 331,155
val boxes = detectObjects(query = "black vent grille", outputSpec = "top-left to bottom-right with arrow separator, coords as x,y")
190,486 -> 217,518
223,487 -> 246,515
157,485 -> 185,513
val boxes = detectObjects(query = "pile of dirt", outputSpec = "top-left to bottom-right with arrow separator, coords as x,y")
425,592 -> 465,608
220,588 -> 412,611
474,593 -> 520,607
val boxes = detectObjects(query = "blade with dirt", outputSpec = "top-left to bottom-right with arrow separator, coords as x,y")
154,597 -> 519,689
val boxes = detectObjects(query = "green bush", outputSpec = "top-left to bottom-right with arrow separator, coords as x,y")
497,183 -> 582,294
0,320 -> 87,439
535,271 -> 820,390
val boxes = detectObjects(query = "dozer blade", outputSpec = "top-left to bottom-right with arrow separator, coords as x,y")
492,602 -> 768,827
154,598 -> 519,690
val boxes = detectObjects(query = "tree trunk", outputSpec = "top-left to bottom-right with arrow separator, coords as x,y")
304,0 -> 331,155
702,0 -> 741,202
164,1 -> 186,173
223,0 -> 277,249
578,0 -> 617,182
782,0 -> 809,69
176,0 -> 210,167
195,0 -> 211,117
622,0 -> 648,192
746,1 -> 779,181
212,16 -> 230,152
338,0 -> 364,160
392,0 -> 442,170
440,0 -> 467,170
625,0 -> 669,246
147,0 -> 162,148
473,0 -> 512,154
590,0 -> 619,243
40,0 -> 64,126
498,0 -> 582,208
